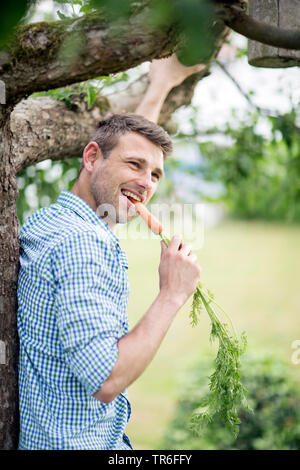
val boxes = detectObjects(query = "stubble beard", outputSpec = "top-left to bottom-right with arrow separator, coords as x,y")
90,171 -> 131,225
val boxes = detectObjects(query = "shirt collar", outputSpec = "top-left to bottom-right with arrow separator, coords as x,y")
56,190 -> 120,246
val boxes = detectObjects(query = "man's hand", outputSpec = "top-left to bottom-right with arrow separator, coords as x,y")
159,235 -> 201,307
135,53 -> 206,123
149,54 -> 206,91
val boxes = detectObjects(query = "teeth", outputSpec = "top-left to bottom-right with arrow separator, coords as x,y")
122,190 -> 142,202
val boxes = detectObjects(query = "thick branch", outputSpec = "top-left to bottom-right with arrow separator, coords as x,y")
216,60 -> 279,116
224,5 -> 300,50
1,2 -> 232,105
2,0 -> 299,107
1,10 -> 178,105
11,96 -> 104,173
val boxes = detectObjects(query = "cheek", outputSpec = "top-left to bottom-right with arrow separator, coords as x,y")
150,183 -> 158,195
118,168 -> 137,185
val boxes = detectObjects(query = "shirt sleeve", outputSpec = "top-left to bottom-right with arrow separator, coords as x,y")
52,230 -> 123,396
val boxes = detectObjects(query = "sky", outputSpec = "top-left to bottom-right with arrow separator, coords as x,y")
175,32 -> 300,137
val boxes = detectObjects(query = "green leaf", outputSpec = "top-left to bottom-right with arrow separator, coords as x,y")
80,5 -> 93,13
57,10 -> 69,20
86,85 -> 96,109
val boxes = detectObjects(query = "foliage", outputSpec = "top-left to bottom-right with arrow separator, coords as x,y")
160,233 -> 250,438
163,351 -> 300,450
17,157 -> 81,226
197,106 -> 300,222
0,1 -> 33,45
149,0 -> 216,65
54,0 -> 216,65
31,72 -> 129,109
174,94 -> 300,222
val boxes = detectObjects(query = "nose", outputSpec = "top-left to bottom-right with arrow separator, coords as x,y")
136,169 -> 154,193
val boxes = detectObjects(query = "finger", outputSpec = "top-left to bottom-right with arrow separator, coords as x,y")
169,235 -> 183,252
179,243 -> 192,256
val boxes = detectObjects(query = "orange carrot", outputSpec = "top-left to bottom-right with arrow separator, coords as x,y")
131,200 -> 163,235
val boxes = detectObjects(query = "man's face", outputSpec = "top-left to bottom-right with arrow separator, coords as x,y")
89,131 -> 164,227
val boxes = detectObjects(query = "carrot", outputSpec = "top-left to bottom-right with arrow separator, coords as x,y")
130,200 -> 163,235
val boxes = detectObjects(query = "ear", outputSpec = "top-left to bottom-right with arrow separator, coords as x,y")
82,141 -> 102,174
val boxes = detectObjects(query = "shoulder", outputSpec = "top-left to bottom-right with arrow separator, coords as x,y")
51,229 -> 121,285
52,226 -> 115,260
19,202 -> 112,248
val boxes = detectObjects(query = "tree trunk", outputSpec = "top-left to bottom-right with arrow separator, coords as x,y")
0,110 -> 20,449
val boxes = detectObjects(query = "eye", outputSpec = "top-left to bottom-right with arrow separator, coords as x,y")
152,173 -> 160,181
129,161 -> 139,167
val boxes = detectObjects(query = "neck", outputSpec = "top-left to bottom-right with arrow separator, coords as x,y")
71,179 -> 116,232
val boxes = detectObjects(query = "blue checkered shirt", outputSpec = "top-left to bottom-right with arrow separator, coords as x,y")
17,190 -> 132,450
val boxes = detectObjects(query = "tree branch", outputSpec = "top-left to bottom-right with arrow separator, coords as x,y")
215,60 -> 278,116
224,5 -> 300,50
12,63 -> 210,173
1,2 -> 232,106
1,10 -> 178,105
11,95 -> 104,174
2,1 -> 299,107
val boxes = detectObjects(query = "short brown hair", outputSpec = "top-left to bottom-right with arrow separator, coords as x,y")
78,113 -> 173,175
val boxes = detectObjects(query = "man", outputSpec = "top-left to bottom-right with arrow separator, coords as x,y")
17,55 -> 202,450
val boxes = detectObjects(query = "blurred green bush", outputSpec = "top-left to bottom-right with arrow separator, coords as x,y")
197,109 -> 300,222
163,351 -> 300,450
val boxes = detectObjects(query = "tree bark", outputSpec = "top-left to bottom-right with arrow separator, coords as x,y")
0,109 -> 19,450
1,8 -> 179,105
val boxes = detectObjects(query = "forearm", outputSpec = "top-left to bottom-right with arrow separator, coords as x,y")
93,290 -> 181,403
135,80 -> 171,123
135,54 -> 206,123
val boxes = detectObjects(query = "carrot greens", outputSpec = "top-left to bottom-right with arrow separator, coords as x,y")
159,233 -> 251,438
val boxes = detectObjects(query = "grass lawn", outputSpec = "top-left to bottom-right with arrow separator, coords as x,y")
118,219 -> 300,450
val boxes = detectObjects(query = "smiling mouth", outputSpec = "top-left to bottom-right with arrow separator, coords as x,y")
121,189 -> 143,204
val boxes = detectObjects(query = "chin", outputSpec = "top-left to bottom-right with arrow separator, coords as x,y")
118,210 -> 137,224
